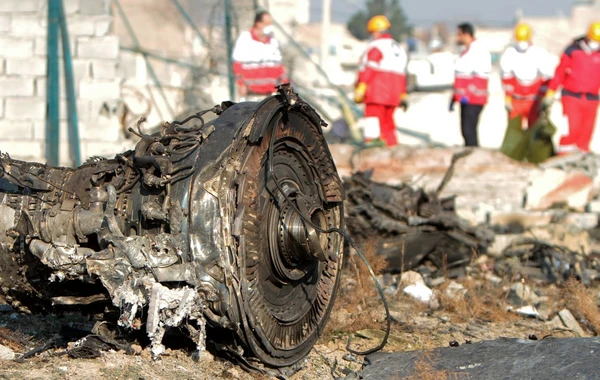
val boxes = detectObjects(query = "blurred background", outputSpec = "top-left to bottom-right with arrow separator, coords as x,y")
0,0 -> 596,166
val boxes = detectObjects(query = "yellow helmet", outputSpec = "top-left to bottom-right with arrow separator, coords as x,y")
367,15 -> 391,33
587,21 -> 600,42
514,23 -> 532,42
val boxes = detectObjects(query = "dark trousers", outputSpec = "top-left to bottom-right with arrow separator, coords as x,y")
460,104 -> 483,147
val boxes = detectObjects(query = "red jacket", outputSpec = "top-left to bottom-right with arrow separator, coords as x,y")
357,34 -> 408,106
232,29 -> 287,94
549,37 -> 600,100
454,40 -> 492,105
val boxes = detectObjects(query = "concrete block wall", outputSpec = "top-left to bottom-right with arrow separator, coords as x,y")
0,0 -> 133,166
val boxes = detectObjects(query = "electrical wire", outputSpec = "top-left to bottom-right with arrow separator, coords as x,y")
265,110 -> 390,356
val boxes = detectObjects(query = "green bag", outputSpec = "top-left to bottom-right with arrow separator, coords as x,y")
500,113 -> 556,164
524,114 -> 556,164
500,115 -> 528,161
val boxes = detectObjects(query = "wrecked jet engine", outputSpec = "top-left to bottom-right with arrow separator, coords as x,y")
0,85 -> 345,368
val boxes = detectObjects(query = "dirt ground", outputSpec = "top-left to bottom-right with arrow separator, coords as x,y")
0,255 -> 593,380
0,312 -> 568,380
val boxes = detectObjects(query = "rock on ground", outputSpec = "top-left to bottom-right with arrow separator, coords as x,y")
0,344 -> 14,360
509,283 -> 546,307
526,170 -> 593,212
558,309 -> 586,337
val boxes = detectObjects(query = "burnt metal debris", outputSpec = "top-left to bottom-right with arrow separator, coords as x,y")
495,239 -> 600,285
0,84 -> 345,368
343,153 -> 494,276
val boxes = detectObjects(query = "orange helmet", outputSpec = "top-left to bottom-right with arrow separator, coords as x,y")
514,23 -> 532,42
588,21 -> 600,42
367,15 -> 391,33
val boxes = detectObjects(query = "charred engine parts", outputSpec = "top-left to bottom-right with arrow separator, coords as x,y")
0,84 -> 345,368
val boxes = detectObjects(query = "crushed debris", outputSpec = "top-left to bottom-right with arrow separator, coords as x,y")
495,239 -> 600,285
343,153 -> 495,276
68,334 -> 136,359
508,305 -> 541,319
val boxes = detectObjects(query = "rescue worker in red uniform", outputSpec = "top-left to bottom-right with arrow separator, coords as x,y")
500,23 -> 553,128
541,22 -> 600,154
354,15 -> 408,146
451,23 -> 492,147
232,11 -> 288,100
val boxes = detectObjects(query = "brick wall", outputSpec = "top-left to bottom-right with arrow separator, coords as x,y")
0,0 -> 132,166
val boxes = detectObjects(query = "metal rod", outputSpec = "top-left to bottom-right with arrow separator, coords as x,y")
169,0 -> 210,48
120,46 -> 203,70
270,18 -> 365,142
223,0 -> 235,100
111,0 -> 175,118
271,19 -> 360,117
45,0 -> 60,166
144,84 -> 166,122
58,0 -> 81,167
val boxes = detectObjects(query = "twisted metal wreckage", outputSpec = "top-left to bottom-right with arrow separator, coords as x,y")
0,85 -> 346,368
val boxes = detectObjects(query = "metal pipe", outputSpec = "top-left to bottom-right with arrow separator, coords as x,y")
52,294 -> 109,305
269,18 -> 365,142
169,0 -> 210,48
45,0 -> 60,166
120,46 -> 204,70
271,19 -> 359,117
58,0 -> 81,167
223,0 -> 236,100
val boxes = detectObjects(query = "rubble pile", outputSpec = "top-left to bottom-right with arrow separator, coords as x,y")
330,145 -> 600,224
343,168 -> 495,276
338,147 -> 600,332
330,145 -> 536,215
340,148 -> 600,284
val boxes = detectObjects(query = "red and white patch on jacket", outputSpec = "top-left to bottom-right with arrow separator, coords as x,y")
232,29 -> 288,94
500,44 -> 554,99
454,39 -> 492,105
357,35 -> 408,106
